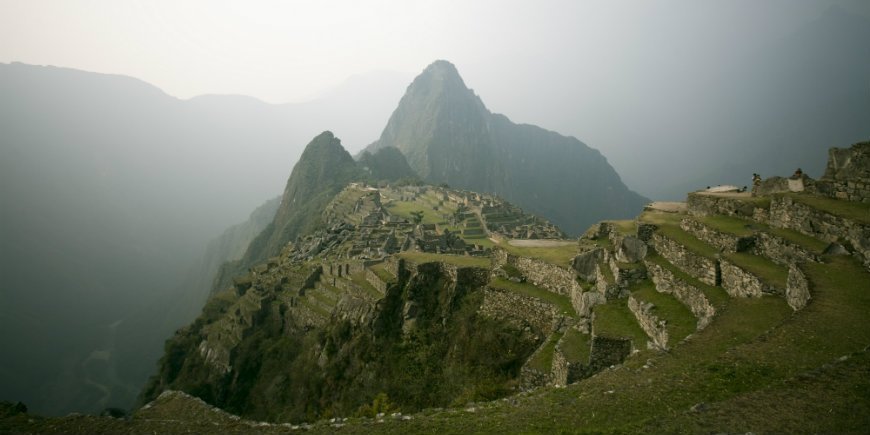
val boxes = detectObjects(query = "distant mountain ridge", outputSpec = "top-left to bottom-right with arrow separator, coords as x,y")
366,60 -> 649,234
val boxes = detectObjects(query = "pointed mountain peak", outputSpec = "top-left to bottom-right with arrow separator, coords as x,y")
298,130 -> 352,162
408,59 -> 472,95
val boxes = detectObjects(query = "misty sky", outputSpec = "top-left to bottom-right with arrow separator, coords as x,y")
2,0 -> 868,195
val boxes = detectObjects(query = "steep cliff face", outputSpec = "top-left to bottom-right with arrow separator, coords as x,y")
357,146 -> 419,183
214,132 -> 362,290
367,60 -> 649,234
142,258 -> 538,422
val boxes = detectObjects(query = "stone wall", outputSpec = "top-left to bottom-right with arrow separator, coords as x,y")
637,223 -> 658,242
610,257 -> 647,289
479,287 -> 561,336
687,192 -> 768,223
493,248 -> 582,297
570,288 -> 606,319
588,335 -> 632,371
644,260 -> 715,330
811,141 -> 870,203
786,263 -> 811,311
769,195 -> 870,270
365,268 -> 389,294
652,233 -> 720,286
719,258 -> 780,297
680,218 -> 755,253
627,295 -> 667,349
755,232 -> 821,266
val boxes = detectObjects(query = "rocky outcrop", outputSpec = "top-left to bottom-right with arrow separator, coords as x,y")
572,247 -> 605,282
615,236 -> 648,263
786,263 -> 811,311
812,141 -> 870,203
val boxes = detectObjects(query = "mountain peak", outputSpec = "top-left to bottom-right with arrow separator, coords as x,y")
409,59 -> 471,95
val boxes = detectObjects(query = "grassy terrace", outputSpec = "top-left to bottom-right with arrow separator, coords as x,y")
769,226 -> 829,253
724,252 -> 788,290
631,280 -> 697,343
607,219 -> 636,235
645,253 -> 729,307
397,251 -> 492,268
527,331 -> 564,372
349,272 -> 384,298
498,242 -> 579,267
592,299 -> 649,348
696,214 -> 756,236
490,277 -> 577,318
783,192 -> 870,225
559,327 -> 591,364
599,263 -> 615,284
696,213 -> 829,253
368,263 -> 396,283
384,200 -> 447,225
308,288 -> 338,308
656,222 -> 720,259
299,296 -> 329,317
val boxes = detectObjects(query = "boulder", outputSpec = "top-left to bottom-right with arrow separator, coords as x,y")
616,236 -> 648,263
572,248 -> 604,282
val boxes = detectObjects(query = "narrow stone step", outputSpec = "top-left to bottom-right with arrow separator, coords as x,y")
720,252 -> 788,297
627,280 -> 697,350
651,231 -> 720,286
644,254 -> 727,330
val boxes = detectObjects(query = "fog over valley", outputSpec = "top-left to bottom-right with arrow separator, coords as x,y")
0,0 -> 868,426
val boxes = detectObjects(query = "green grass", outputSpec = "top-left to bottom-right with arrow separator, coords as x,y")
384,200 -> 446,225
499,243 -> 578,267
308,288 -> 338,308
462,235 -> 495,249
527,331 -> 563,372
768,226 -> 830,253
369,263 -> 396,283
607,219 -> 636,235
697,214 -> 756,236
656,224 -> 720,259
398,251 -> 492,268
724,252 -> 789,290
599,263 -> 615,284
559,328 -> 591,364
490,277 -> 577,318
349,272 -> 384,298
784,192 -> 870,225
631,280 -> 697,343
299,296 -> 330,317
638,210 -> 684,226
645,253 -> 730,307
593,299 -> 649,348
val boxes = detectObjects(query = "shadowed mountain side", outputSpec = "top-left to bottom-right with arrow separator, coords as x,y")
366,60 -> 648,234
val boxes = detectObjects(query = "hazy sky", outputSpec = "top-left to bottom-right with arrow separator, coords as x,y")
2,0 -> 868,193
1,0 -> 864,103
